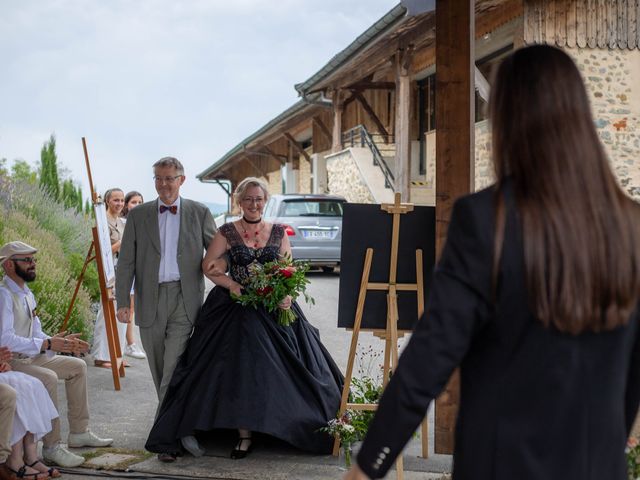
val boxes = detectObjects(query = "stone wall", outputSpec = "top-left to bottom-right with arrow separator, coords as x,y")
326,150 -> 375,203
298,157 -> 312,194
570,48 -> 640,200
473,48 -> 640,198
265,169 -> 282,197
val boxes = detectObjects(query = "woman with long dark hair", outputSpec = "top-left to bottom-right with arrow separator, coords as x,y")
345,44 -> 640,480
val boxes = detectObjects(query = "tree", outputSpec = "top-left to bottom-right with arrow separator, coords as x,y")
11,159 -> 38,184
39,134 -> 60,200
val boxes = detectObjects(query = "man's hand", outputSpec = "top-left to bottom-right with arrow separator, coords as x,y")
117,307 -> 131,324
343,465 -> 370,480
0,346 -> 12,363
49,332 -> 90,355
204,257 -> 227,277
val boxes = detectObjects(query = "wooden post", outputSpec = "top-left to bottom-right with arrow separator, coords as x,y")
331,89 -> 344,153
395,50 -> 412,201
434,0 -> 474,455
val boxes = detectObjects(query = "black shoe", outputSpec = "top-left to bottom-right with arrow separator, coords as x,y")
157,452 -> 177,463
230,437 -> 253,459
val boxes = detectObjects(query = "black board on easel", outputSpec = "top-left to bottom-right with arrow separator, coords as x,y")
337,203 -> 436,331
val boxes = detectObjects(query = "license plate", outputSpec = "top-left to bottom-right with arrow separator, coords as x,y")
302,230 -> 334,239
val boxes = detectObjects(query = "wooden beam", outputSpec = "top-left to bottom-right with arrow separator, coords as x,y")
353,91 -> 391,143
434,0 -> 474,456
331,89 -> 345,153
348,81 -> 396,90
252,144 -> 287,165
313,117 -> 332,143
243,147 -> 287,162
394,48 -> 412,201
284,132 -> 311,163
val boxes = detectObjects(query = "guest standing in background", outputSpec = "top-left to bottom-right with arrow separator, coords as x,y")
120,191 -> 146,361
91,188 -> 129,368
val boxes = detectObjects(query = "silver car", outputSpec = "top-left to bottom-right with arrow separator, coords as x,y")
263,194 -> 345,272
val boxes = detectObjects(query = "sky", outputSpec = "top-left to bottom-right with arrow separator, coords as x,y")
0,0 -> 396,207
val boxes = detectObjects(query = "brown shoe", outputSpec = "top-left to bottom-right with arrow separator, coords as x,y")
0,463 -> 18,480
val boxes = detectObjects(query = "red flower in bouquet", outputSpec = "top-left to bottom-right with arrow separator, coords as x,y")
230,255 -> 314,326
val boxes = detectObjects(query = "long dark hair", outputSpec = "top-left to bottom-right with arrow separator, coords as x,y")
490,44 -> 640,334
121,191 -> 144,218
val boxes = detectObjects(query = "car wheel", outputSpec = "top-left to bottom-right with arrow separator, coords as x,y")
321,266 -> 334,273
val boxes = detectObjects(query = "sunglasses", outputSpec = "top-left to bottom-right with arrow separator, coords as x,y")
12,256 -> 37,264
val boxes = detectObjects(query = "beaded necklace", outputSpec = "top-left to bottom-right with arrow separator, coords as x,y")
240,217 -> 264,249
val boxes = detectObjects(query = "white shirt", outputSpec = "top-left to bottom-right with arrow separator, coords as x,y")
0,276 -> 50,357
158,197 -> 181,283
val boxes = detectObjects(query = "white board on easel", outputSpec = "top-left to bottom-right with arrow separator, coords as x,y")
94,202 -> 115,287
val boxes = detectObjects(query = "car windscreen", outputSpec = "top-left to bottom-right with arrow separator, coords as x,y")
280,200 -> 344,217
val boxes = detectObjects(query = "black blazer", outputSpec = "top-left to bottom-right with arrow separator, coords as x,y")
357,185 -> 640,479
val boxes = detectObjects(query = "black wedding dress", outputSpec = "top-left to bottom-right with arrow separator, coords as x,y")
146,223 -> 344,455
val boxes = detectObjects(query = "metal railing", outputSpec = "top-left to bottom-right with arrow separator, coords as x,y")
341,125 -> 395,189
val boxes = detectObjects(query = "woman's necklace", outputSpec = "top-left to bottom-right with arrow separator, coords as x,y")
240,217 -> 264,248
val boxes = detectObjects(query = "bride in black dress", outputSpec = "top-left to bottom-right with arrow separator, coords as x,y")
145,177 -> 344,460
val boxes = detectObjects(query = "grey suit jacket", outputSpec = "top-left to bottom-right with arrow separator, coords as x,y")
115,197 -> 216,328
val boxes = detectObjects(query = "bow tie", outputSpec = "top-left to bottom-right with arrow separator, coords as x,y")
159,205 -> 177,214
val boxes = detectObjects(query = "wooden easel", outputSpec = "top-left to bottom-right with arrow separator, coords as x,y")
334,193 -> 428,479
61,137 -> 125,390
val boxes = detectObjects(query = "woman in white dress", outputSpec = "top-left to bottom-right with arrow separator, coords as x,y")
120,191 -> 146,361
92,188 -> 129,368
0,349 -> 59,479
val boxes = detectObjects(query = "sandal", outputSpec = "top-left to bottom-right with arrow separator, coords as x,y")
8,465 -> 49,479
230,437 -> 253,459
94,360 -> 111,369
28,460 -> 61,478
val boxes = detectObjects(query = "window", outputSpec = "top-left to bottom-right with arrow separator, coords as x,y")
280,200 -> 344,217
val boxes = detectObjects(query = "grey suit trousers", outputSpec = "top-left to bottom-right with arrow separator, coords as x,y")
139,281 -> 192,410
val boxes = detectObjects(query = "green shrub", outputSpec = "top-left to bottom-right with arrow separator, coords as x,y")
0,208 -> 94,340
0,175 -> 99,302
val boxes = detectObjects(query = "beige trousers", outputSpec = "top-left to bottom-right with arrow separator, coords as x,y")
0,383 -> 16,463
140,282 -> 192,409
10,354 -> 89,447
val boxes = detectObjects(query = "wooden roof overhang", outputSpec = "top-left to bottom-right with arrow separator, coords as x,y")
294,0 -> 523,97
197,99 -> 325,183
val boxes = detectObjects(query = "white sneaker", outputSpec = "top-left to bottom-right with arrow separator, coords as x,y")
43,444 -> 85,467
68,430 -> 113,448
124,343 -> 146,359
181,435 -> 205,457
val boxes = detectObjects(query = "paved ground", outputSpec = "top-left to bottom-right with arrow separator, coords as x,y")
48,271 -> 452,479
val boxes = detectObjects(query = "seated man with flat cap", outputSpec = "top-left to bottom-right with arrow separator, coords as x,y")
0,241 -> 113,468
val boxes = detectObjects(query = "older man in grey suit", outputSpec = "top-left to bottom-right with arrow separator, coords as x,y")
115,157 -> 216,436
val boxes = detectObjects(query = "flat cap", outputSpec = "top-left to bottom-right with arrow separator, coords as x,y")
0,241 -> 38,266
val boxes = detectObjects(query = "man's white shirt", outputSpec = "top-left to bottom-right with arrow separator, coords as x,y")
0,276 -> 51,357
158,197 -> 181,283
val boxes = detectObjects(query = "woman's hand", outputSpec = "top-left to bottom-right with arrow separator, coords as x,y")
0,362 -> 11,373
279,295 -> 292,310
343,464 -> 370,480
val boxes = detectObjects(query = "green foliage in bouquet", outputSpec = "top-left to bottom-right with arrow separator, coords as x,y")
231,254 -> 314,326
628,437 -> 640,480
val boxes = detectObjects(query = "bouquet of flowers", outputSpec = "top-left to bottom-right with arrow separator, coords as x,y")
231,255 -> 314,326
627,437 -> 640,480
319,411 -> 359,468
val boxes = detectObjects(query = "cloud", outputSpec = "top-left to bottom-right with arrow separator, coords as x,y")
0,0 -> 395,205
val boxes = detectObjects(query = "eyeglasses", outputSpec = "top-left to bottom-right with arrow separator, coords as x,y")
242,197 -> 265,205
153,175 -> 183,184
12,257 -> 37,264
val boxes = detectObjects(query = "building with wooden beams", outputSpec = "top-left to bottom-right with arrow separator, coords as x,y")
199,0 -> 640,210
